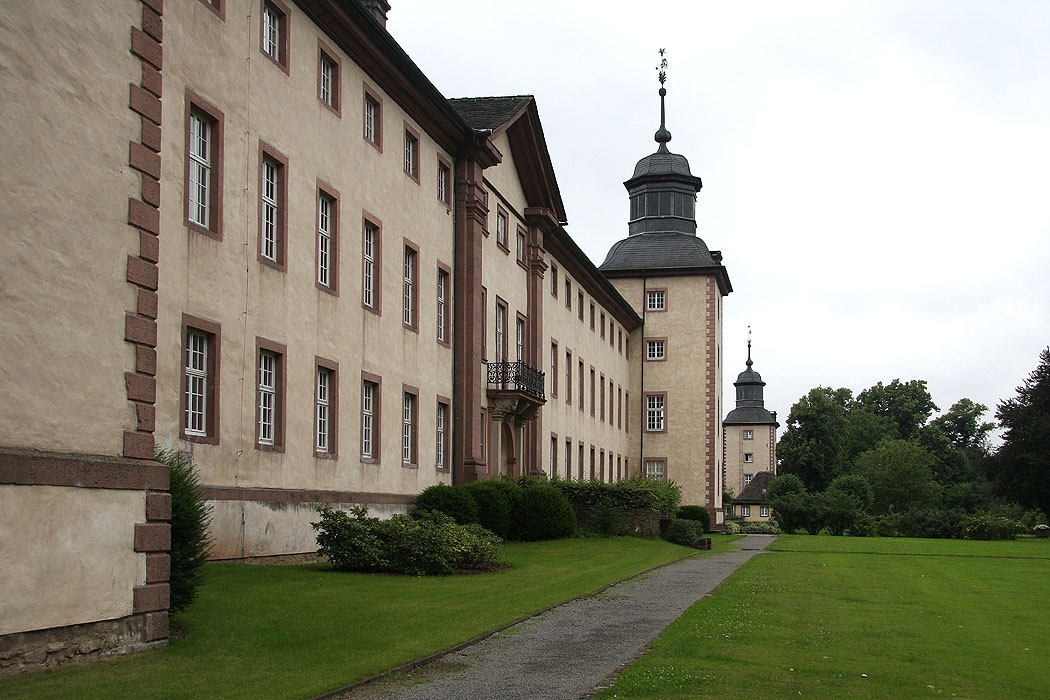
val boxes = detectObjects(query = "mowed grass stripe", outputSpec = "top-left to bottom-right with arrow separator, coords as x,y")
0,536 -> 729,700
599,537 -> 1050,700
769,534 -> 1050,558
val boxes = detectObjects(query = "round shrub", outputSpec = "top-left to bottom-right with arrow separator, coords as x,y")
512,483 -> 576,541
413,483 -> 478,525
461,482 -> 512,539
724,521 -> 741,535
676,505 -> 710,533
960,512 -> 1026,540
313,506 -> 387,572
664,519 -> 705,547
156,448 -> 212,612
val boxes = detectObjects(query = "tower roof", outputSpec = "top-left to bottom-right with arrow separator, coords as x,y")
724,340 -> 778,426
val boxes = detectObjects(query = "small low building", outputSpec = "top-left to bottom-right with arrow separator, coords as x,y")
731,470 -> 775,522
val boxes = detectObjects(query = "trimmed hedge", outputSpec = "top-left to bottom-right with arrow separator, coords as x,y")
312,507 -> 501,575
413,483 -> 479,525
460,482 -> 512,539
676,505 -> 710,533
664,519 -> 706,548
551,477 -> 681,512
512,483 -> 576,541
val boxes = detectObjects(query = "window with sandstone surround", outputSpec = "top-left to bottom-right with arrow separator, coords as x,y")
402,387 -> 418,466
196,0 -> 225,20
565,279 -> 571,309
403,126 -> 420,182
565,437 -> 572,477
600,373 -> 606,422
255,338 -> 286,451
316,185 -> 339,294
362,215 -> 381,314
565,349 -> 572,404
646,288 -> 667,312
550,434 -> 558,478
403,242 -> 418,331
260,0 -> 289,74
551,265 -> 558,297
437,159 -> 451,207
361,373 -> 381,462
590,303 -> 595,330
436,399 -> 450,470
589,367 -> 596,416
600,312 -> 605,338
363,87 -> 382,151
516,228 -> 526,266
646,338 -> 666,361
318,41 -> 340,115
743,429 -> 753,439
578,292 -> 584,321
645,392 -> 666,432
315,358 -> 338,458
578,358 -> 584,412
645,459 -> 665,480
185,92 -> 224,239
258,144 -> 287,270
550,340 -> 558,397
436,265 -> 450,346
496,207 -> 509,251
744,453 -> 754,463
181,315 -> 221,444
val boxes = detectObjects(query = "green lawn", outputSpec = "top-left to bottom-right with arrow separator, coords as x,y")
599,534 -> 1050,699
1,536 -> 735,700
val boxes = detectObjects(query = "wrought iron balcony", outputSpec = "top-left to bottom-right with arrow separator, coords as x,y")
487,361 -> 546,402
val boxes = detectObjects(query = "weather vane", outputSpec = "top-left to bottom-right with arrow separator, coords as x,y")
656,48 -> 668,87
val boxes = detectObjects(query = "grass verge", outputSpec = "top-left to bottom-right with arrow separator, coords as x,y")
1,536 -> 725,700
598,535 -> 1050,699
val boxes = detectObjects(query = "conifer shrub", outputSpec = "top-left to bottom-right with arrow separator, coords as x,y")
460,481 -> 512,539
413,483 -> 479,525
155,449 -> 212,613
676,505 -> 711,532
664,519 -> 705,547
512,482 -> 576,541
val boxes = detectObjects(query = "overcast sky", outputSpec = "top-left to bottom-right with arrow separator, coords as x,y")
390,0 -> 1050,434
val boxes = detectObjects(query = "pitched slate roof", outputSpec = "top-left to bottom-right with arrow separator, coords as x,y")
448,96 -> 533,133
599,232 -> 721,271
631,150 -> 694,179
724,406 -> 778,425
734,471 -> 776,505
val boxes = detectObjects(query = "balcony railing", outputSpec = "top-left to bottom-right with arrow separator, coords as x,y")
487,361 -> 546,402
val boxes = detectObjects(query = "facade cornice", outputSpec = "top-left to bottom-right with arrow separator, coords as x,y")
601,265 -> 733,296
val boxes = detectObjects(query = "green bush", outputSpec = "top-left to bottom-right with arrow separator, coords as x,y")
724,521 -> 741,535
960,512 -> 1026,540
874,511 -> 903,537
413,483 -> 478,525
512,483 -> 576,541
738,521 -> 779,534
896,507 -> 966,539
591,505 -> 623,536
312,507 -> 501,575
664,519 -> 705,547
676,505 -> 710,533
156,449 -> 212,612
460,482 -> 512,538
550,477 -> 681,512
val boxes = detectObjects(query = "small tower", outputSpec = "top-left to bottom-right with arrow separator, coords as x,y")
723,334 -> 779,503
601,53 -> 732,522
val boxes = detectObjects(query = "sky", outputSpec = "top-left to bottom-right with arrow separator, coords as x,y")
387,0 -> 1050,435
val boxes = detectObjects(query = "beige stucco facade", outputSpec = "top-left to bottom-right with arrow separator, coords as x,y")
724,424 -> 777,498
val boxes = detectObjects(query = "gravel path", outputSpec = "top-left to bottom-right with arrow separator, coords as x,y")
333,535 -> 776,700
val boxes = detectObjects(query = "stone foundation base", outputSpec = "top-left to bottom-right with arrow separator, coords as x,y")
0,612 -> 168,676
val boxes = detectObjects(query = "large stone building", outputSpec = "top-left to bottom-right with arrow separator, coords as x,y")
0,0 -> 729,671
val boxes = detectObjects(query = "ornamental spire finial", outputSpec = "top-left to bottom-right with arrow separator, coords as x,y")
746,326 -> 753,368
654,48 -> 671,152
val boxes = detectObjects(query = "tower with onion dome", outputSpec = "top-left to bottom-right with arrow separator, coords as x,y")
723,334 -> 780,503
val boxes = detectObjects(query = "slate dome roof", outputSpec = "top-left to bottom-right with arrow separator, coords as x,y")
599,232 -> 719,272
631,150 -> 694,179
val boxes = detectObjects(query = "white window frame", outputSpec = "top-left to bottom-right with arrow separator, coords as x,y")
745,473 -> 754,485
495,304 -> 506,364
403,247 -> 415,327
316,368 -> 330,453
404,131 -> 418,177
317,193 -> 332,287
363,222 -> 376,308
742,505 -> 751,517
744,453 -> 754,463
402,393 -> 414,464
319,55 -> 334,107
516,230 -> 526,262
645,460 -> 665,479
437,270 -> 448,342
262,3 -> 281,62
361,381 -> 375,458
760,506 -> 770,518
496,210 -> 508,248
257,351 -> 277,445
646,339 -> 665,361
260,158 -> 279,262
188,113 -> 211,228
185,330 -> 208,436
516,317 -> 524,361
743,429 -> 753,440
646,289 -> 666,311
437,163 -> 449,204
646,394 -> 665,432
364,96 -> 378,144
436,403 -> 447,469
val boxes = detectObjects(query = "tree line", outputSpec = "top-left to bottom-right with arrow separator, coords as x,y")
767,349 -> 1050,538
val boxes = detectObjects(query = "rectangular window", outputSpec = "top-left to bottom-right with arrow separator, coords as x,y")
625,391 -> 630,432
618,329 -> 623,354
578,443 -> 584,480
578,293 -> 584,321
646,339 -> 666,361
495,300 -> 507,364
600,312 -> 605,338
565,280 -> 571,308
578,359 -> 584,412
436,400 -> 450,470
185,93 -> 224,238
646,460 -> 665,479
609,379 -> 615,425
646,393 -> 666,432
565,349 -> 572,404
744,453 -> 754,463
617,386 -> 623,429
437,160 -> 451,206
516,316 -> 525,361
743,429 -> 754,439
181,315 -> 220,443
404,127 -> 419,181
362,216 -> 381,312
551,265 -> 559,297
761,506 -> 770,518
550,435 -> 558,478
481,287 -> 488,360
551,341 -> 559,397
318,42 -> 340,114
516,229 -> 526,264
255,338 -> 286,450
565,437 -> 572,478
403,243 -> 418,330
315,359 -> 339,457
589,303 -> 595,330
260,1 -> 288,72
496,207 -> 509,250
402,390 -> 417,465
361,375 -> 380,461
742,505 -> 751,517
316,187 -> 338,292
259,155 -> 282,265
589,368 -> 596,416
599,449 -> 605,482
436,266 -> 450,345
589,446 -> 596,480
745,473 -> 754,484
363,89 -> 382,150
600,374 -> 606,422
646,289 -> 666,311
